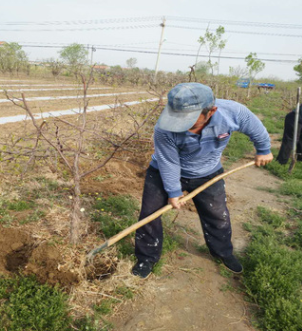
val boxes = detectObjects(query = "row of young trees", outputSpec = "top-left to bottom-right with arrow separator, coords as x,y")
0,41 -> 301,82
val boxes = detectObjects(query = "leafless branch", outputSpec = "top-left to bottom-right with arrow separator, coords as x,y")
80,95 -> 163,178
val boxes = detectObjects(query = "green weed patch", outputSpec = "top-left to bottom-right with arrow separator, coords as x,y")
247,93 -> 286,134
256,206 -> 285,228
265,149 -> 302,180
223,132 -> 254,166
279,180 -> 302,198
93,195 -> 180,265
92,195 -> 139,258
94,195 -> 139,219
7,200 -> 33,211
0,276 -> 71,331
0,276 -> 113,331
243,207 -> 302,331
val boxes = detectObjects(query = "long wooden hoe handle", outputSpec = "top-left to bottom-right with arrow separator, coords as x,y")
87,161 -> 256,261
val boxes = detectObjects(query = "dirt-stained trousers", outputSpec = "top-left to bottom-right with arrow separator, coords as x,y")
135,166 -> 233,264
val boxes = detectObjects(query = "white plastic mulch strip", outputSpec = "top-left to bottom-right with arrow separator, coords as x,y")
0,91 -> 146,104
0,84 -> 80,87
0,80 -> 50,82
0,98 -> 160,125
2,87 -> 112,92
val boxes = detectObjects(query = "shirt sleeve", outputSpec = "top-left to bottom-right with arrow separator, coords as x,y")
153,127 -> 183,198
236,103 -> 271,155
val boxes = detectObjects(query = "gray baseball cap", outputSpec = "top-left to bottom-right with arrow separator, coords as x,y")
158,83 -> 215,132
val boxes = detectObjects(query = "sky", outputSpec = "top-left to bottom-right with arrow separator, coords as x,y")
1,0 -> 302,81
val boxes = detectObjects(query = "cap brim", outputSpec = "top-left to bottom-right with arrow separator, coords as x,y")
157,103 -> 202,132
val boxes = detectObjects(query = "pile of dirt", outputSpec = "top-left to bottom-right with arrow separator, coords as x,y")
81,158 -> 148,197
0,227 -> 78,288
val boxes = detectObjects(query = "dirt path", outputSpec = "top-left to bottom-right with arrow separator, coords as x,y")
109,161 -> 284,331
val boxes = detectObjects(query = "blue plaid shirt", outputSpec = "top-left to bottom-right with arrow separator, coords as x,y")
150,99 -> 271,198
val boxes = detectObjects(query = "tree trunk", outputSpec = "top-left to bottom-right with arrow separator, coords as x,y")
247,85 -> 251,99
70,156 -> 82,245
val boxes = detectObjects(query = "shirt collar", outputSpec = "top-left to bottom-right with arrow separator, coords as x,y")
206,107 -> 222,128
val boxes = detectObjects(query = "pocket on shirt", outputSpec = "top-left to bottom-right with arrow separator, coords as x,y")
215,134 -> 231,148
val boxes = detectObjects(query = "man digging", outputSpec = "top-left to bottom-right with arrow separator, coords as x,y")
132,83 -> 273,278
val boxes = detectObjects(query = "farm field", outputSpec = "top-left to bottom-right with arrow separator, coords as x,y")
0,76 -> 301,331
0,83 -> 151,118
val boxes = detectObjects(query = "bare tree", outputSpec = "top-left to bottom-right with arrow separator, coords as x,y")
45,58 -> 65,79
3,70 -> 164,244
188,65 -> 196,82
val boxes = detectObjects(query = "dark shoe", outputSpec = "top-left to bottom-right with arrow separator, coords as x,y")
132,261 -> 154,279
210,252 -> 243,274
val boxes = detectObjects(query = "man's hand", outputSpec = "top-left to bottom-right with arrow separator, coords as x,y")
255,153 -> 274,167
168,195 -> 185,209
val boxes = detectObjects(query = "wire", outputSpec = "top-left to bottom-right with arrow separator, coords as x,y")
168,25 -> 302,38
0,23 -> 160,32
2,15 -> 302,30
166,16 -> 302,30
3,23 -> 302,39
165,42 -> 302,57
11,40 -> 159,47
0,16 -> 162,26
82,46 -> 300,63
15,42 -> 301,59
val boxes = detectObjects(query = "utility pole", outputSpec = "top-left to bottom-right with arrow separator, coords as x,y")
153,17 -> 166,84
289,87 -> 301,173
91,45 -> 96,65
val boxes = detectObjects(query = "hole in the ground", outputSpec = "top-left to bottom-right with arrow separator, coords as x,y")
5,244 -> 34,273
85,255 -> 118,281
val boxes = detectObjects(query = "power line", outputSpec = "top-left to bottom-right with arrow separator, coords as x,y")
21,44 -> 296,64
164,42 -> 302,57
3,23 -> 302,39
0,17 -> 161,26
167,16 -> 302,30
16,42 -> 301,58
10,40 -> 159,47
0,23 -> 159,32
91,47 -> 298,63
168,25 -> 302,38
2,15 -> 302,30
94,44 -> 302,58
